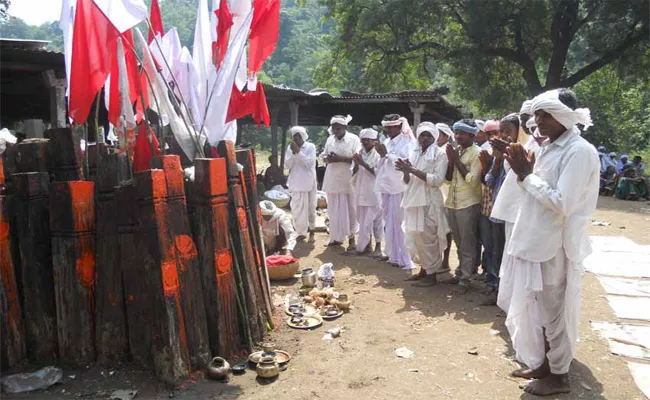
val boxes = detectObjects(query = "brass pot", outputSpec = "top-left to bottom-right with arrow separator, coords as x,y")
207,357 -> 231,381
337,294 -> 351,312
256,355 -> 280,379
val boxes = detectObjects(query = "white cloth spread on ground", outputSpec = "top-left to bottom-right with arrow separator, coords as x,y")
260,201 -> 298,252
401,138 -> 449,274
500,110 -> 600,375
286,139 -> 317,237
352,147 -> 382,251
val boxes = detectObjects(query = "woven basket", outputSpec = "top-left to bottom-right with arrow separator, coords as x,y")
267,260 -> 300,281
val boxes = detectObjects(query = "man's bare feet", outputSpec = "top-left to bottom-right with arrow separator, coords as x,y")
523,373 -> 570,396
404,269 -> 426,281
348,239 -> 356,251
308,232 -> 315,242
512,359 -> 550,379
325,241 -> 342,247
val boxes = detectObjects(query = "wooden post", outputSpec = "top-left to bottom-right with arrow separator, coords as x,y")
217,140 -> 267,341
116,183 -> 153,368
279,124 -> 288,172
270,106 -> 280,162
15,139 -> 50,174
42,70 -> 67,129
135,170 -> 189,383
409,102 -> 426,128
47,128 -> 84,181
50,181 -> 96,365
0,180 -> 26,368
13,171 -> 57,360
151,155 -> 210,368
94,148 -> 129,364
191,158 -> 244,359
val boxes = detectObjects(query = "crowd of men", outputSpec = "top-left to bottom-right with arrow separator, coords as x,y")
260,88 -> 602,396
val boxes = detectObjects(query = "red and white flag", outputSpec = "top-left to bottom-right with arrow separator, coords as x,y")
210,0 -> 233,68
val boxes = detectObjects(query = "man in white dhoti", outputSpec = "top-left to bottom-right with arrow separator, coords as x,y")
285,126 -> 317,241
349,128 -> 383,256
260,200 -> 298,256
397,122 -> 450,286
436,123 -> 455,271
374,114 -> 416,269
501,89 -> 599,396
320,115 -> 361,249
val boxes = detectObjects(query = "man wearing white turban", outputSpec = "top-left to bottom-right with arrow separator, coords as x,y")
397,122 -> 450,286
259,200 -> 298,256
320,115 -> 362,248
349,128 -> 383,256
501,88 -> 599,396
285,126 -> 317,241
374,114 -> 417,269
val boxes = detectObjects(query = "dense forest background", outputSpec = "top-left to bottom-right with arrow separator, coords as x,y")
0,0 -> 648,158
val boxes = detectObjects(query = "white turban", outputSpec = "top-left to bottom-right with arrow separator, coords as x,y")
526,118 -> 537,129
608,152 -> 616,157
416,121 -> 440,140
290,126 -> 308,141
381,116 -> 413,138
435,123 -> 454,141
474,119 -> 485,131
597,145 -> 606,152
259,200 -> 277,216
359,128 -> 378,140
530,90 -> 593,131
520,99 -> 533,115
330,115 -> 352,126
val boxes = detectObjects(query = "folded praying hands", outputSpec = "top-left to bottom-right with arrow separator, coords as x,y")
505,144 -> 535,181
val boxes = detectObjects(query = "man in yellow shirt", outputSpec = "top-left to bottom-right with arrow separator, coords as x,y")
441,119 -> 482,292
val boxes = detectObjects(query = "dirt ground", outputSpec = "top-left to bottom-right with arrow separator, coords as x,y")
4,196 -> 650,400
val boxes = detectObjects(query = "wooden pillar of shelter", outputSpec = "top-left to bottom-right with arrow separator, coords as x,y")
279,124 -> 289,172
50,181 -> 96,365
151,155 -> 210,368
135,169 -> 189,383
0,173 -> 25,369
116,183 -> 153,368
217,140 -> 268,341
47,128 -> 84,181
42,70 -> 67,129
13,170 -> 57,360
409,102 -> 426,128
270,106 -> 280,163
191,158 -> 244,358
94,148 -> 129,364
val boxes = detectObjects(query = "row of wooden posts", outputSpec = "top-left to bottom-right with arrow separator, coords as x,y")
0,128 -> 273,384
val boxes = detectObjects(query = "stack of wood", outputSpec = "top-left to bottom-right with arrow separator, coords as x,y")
0,128 -> 273,384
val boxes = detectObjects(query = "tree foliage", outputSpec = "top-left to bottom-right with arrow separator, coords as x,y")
0,17 -> 63,51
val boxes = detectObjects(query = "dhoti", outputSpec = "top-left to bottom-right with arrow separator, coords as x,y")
356,205 -> 383,252
327,192 -> 356,243
499,245 -> 583,374
290,184 -> 316,237
381,193 -> 414,269
404,204 -> 449,275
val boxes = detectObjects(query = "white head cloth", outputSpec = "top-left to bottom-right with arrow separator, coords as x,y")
359,128 -> 378,140
416,121 -> 440,142
526,118 -> 537,129
290,126 -> 308,141
519,99 -> 533,115
474,119 -> 485,131
530,90 -> 593,131
597,145 -> 606,152
608,152 -> 616,157
259,200 -> 277,216
435,123 -> 454,141
381,116 -> 413,138
330,115 -> 353,126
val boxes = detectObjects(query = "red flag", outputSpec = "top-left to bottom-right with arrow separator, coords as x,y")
69,0 -> 118,124
226,82 -> 270,127
148,0 -> 164,44
133,124 -> 161,173
107,30 -> 139,127
213,0 -> 233,68
248,0 -> 280,74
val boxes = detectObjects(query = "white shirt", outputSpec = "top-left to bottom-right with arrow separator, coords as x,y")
352,147 -> 381,207
262,208 -> 298,251
508,127 -> 600,263
320,132 -> 361,194
285,142 -> 317,192
375,134 -> 416,195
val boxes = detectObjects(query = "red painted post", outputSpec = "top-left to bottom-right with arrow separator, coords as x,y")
151,155 -> 210,368
191,158 -> 244,359
50,181 -> 96,365
135,169 -> 189,384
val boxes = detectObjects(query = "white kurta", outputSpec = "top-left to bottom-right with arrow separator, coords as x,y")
352,148 -> 382,251
502,127 -> 600,375
402,145 -> 449,274
286,142 -> 317,236
320,132 -> 362,242
262,208 -> 298,252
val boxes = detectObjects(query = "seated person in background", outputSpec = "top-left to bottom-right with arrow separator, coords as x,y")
616,159 -> 649,200
260,200 -> 298,256
600,166 -> 617,195
263,155 -> 286,190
